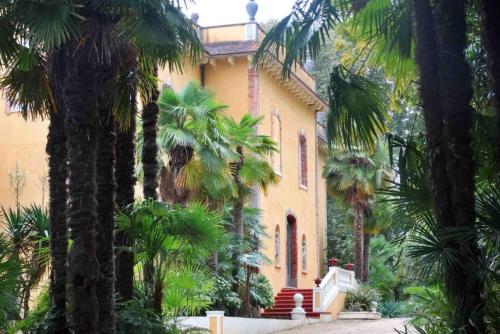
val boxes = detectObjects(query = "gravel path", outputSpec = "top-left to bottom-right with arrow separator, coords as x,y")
272,318 -> 411,334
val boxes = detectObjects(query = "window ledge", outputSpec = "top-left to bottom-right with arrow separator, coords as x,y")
299,184 -> 308,191
301,271 -> 308,275
275,265 -> 282,269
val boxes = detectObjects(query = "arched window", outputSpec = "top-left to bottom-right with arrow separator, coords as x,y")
271,110 -> 282,174
274,225 -> 281,265
298,131 -> 307,188
301,234 -> 307,272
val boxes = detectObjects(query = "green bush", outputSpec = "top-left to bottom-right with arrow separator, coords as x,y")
378,300 -> 405,318
345,285 -> 380,312
7,288 -> 50,334
210,275 -> 242,313
249,273 -> 274,309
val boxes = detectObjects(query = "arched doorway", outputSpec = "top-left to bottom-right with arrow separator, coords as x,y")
286,214 -> 298,287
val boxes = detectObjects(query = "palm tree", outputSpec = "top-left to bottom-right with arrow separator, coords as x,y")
433,2 -> 485,331
219,114 -> 278,293
155,81 -> 230,204
46,47 -> 70,333
114,53 -> 139,304
115,200 -> 224,313
0,205 -> 50,320
323,143 -> 390,280
1,3 -> 202,329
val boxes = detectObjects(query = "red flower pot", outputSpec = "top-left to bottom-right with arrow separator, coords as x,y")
314,277 -> 322,287
328,257 -> 338,267
344,263 -> 354,271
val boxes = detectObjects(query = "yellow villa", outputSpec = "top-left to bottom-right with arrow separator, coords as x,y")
0,1 -> 357,321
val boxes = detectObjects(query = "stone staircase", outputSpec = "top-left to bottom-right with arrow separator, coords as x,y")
261,288 -> 324,319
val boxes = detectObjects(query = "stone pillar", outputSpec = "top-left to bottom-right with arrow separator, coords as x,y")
206,311 -> 224,334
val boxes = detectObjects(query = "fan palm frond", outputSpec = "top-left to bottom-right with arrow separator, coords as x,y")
349,0 -> 415,79
327,65 -> 388,150
0,47 -> 53,120
254,0 -> 340,79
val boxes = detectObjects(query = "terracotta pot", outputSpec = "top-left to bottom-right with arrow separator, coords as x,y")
314,277 -> 322,287
328,257 -> 338,267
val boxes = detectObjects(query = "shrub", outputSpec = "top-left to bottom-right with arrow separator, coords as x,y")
345,285 -> 380,312
210,275 -> 242,313
7,288 -> 50,334
378,300 -> 405,318
249,274 -> 274,309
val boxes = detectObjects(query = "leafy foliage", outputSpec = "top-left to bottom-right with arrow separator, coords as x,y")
210,275 -> 242,313
249,274 -> 274,309
0,205 -> 49,320
327,65 -> 388,150
116,200 -> 224,312
345,285 -> 380,311
254,0 -> 340,78
0,235 -> 20,330
7,288 -> 51,334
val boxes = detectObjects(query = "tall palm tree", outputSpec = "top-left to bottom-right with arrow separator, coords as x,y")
323,143 -> 390,280
1,5 -> 202,327
114,51 -> 139,304
219,114 -> 278,293
433,1 -> 485,331
96,85 -> 117,333
155,81 -> 230,204
0,40 -> 70,331
46,47 -> 70,333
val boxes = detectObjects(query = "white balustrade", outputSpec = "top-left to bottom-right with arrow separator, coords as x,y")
312,266 -> 358,313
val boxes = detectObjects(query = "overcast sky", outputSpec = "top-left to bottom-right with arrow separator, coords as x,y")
183,0 -> 296,26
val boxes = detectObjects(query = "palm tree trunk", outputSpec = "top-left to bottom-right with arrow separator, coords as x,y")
96,102 -> 116,334
46,48 -> 69,334
142,65 -> 159,200
412,0 -> 455,230
63,45 -> 100,334
480,0 -> 500,166
434,1 -> 486,331
362,233 -> 370,283
353,207 -> 364,281
231,146 -> 245,294
169,145 -> 194,204
115,99 -> 137,302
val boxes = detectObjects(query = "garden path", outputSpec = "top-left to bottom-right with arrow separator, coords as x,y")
272,318 -> 411,334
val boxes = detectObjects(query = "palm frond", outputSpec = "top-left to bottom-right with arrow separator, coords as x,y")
327,65 -> 388,150
0,47 -> 53,119
14,0 -> 81,51
254,0 -> 340,79
349,0 -> 415,79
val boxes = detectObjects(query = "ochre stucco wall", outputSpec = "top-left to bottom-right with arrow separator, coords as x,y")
327,291 -> 347,320
0,98 -> 49,209
166,57 -> 324,294
203,57 -> 249,121
202,24 -> 247,43
257,68 -> 320,293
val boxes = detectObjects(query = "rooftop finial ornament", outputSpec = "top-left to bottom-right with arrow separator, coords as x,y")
246,0 -> 258,22
191,12 -> 199,24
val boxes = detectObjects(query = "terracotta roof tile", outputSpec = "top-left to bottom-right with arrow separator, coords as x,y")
203,41 -> 260,56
